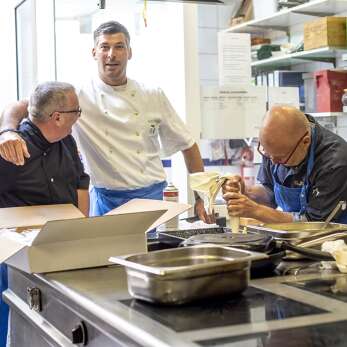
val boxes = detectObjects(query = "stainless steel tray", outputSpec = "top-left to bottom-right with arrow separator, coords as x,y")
247,222 -> 347,241
109,245 -> 266,305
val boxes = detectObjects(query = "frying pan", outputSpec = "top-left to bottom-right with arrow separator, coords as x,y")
180,232 -> 334,276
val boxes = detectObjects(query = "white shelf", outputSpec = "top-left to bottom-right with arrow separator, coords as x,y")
308,112 -> 347,117
224,0 -> 347,34
251,47 -> 347,68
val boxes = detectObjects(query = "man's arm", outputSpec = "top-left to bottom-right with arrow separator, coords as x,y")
245,184 -> 276,207
77,189 -> 90,217
0,100 -> 30,165
223,191 -> 294,223
182,143 -> 214,223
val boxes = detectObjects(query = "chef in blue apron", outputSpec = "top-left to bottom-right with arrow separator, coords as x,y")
223,106 -> 347,224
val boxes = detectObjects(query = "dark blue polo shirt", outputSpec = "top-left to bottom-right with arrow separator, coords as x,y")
0,120 -> 89,208
257,115 -> 347,221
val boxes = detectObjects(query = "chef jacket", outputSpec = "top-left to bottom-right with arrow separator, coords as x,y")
257,115 -> 347,221
0,120 -> 90,207
75,76 -> 195,190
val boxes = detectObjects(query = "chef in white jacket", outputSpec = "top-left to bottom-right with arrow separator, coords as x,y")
0,21 -> 211,222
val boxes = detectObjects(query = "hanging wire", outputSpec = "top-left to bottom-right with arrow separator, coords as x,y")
142,0 -> 148,27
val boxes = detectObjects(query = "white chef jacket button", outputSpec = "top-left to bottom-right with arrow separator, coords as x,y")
50,178 -> 54,183
131,92 -> 135,97
109,148 -> 113,154
136,149 -> 141,154
136,131 -> 140,136
134,112 -> 139,116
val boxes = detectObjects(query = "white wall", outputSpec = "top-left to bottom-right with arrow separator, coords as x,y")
0,0 -> 18,107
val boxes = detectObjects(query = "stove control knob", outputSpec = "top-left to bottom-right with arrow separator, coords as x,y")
71,321 -> 88,345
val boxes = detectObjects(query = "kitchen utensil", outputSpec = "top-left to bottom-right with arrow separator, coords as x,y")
247,222 -> 347,241
321,201 -> 346,229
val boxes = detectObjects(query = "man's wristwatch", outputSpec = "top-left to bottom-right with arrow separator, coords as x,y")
0,129 -> 21,136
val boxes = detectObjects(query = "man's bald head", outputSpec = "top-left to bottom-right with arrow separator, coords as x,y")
260,106 -> 310,148
258,106 -> 311,166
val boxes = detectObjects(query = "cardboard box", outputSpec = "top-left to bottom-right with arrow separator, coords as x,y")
304,17 -> 347,51
0,203 -> 169,274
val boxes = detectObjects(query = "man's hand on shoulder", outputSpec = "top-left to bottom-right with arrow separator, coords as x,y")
0,131 -> 30,165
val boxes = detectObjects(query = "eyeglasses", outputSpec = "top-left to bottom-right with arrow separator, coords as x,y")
257,131 -> 308,165
49,107 -> 82,118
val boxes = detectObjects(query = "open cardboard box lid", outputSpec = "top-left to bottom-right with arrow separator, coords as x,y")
0,202 -> 171,273
106,198 -> 191,230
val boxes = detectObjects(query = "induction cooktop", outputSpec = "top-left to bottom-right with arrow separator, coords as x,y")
196,319 -> 347,347
121,286 -> 326,333
285,276 -> 347,303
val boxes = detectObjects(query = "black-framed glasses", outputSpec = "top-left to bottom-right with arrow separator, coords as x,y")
257,131 -> 309,165
49,107 -> 82,118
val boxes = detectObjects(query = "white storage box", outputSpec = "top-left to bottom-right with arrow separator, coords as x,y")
0,203 -> 170,274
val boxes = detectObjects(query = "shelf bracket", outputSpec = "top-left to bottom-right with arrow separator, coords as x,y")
292,10 -> 335,17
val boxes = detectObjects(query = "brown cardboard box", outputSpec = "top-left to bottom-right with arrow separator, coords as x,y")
304,17 -> 347,51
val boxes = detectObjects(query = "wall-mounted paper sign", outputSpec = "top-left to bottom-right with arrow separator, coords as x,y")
218,32 -> 251,86
268,86 -> 300,109
201,85 -> 267,139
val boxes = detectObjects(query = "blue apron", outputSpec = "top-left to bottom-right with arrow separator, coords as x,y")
90,181 -> 167,217
0,264 -> 8,347
272,128 -> 347,223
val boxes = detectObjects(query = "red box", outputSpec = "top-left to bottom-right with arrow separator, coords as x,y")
314,70 -> 347,112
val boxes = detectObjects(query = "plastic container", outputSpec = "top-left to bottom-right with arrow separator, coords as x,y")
303,72 -> 316,113
314,70 -> 347,112
163,183 -> 179,229
342,89 -> 347,113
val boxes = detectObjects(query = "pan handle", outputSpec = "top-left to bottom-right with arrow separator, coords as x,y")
281,241 -> 334,261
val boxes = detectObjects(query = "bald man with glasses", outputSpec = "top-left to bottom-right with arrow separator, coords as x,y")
223,105 -> 347,224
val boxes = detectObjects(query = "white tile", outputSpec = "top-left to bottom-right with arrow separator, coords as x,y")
337,116 -> 347,127
198,4 -> 218,28
218,6 -> 233,29
200,79 -> 219,86
199,54 -> 219,80
198,28 -> 218,54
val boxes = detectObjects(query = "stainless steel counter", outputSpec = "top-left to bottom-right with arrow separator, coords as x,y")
4,265 -> 347,346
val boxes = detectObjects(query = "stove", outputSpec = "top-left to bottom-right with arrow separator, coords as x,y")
286,276 -> 347,303
121,286 -> 326,333
196,319 -> 347,347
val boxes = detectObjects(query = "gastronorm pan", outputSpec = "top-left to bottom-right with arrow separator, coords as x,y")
109,245 -> 266,305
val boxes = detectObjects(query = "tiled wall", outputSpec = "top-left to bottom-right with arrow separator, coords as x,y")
198,4 -> 234,85
196,4 -> 260,183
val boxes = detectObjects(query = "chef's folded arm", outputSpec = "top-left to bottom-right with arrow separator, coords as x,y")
0,100 -> 29,165
182,143 -> 214,224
